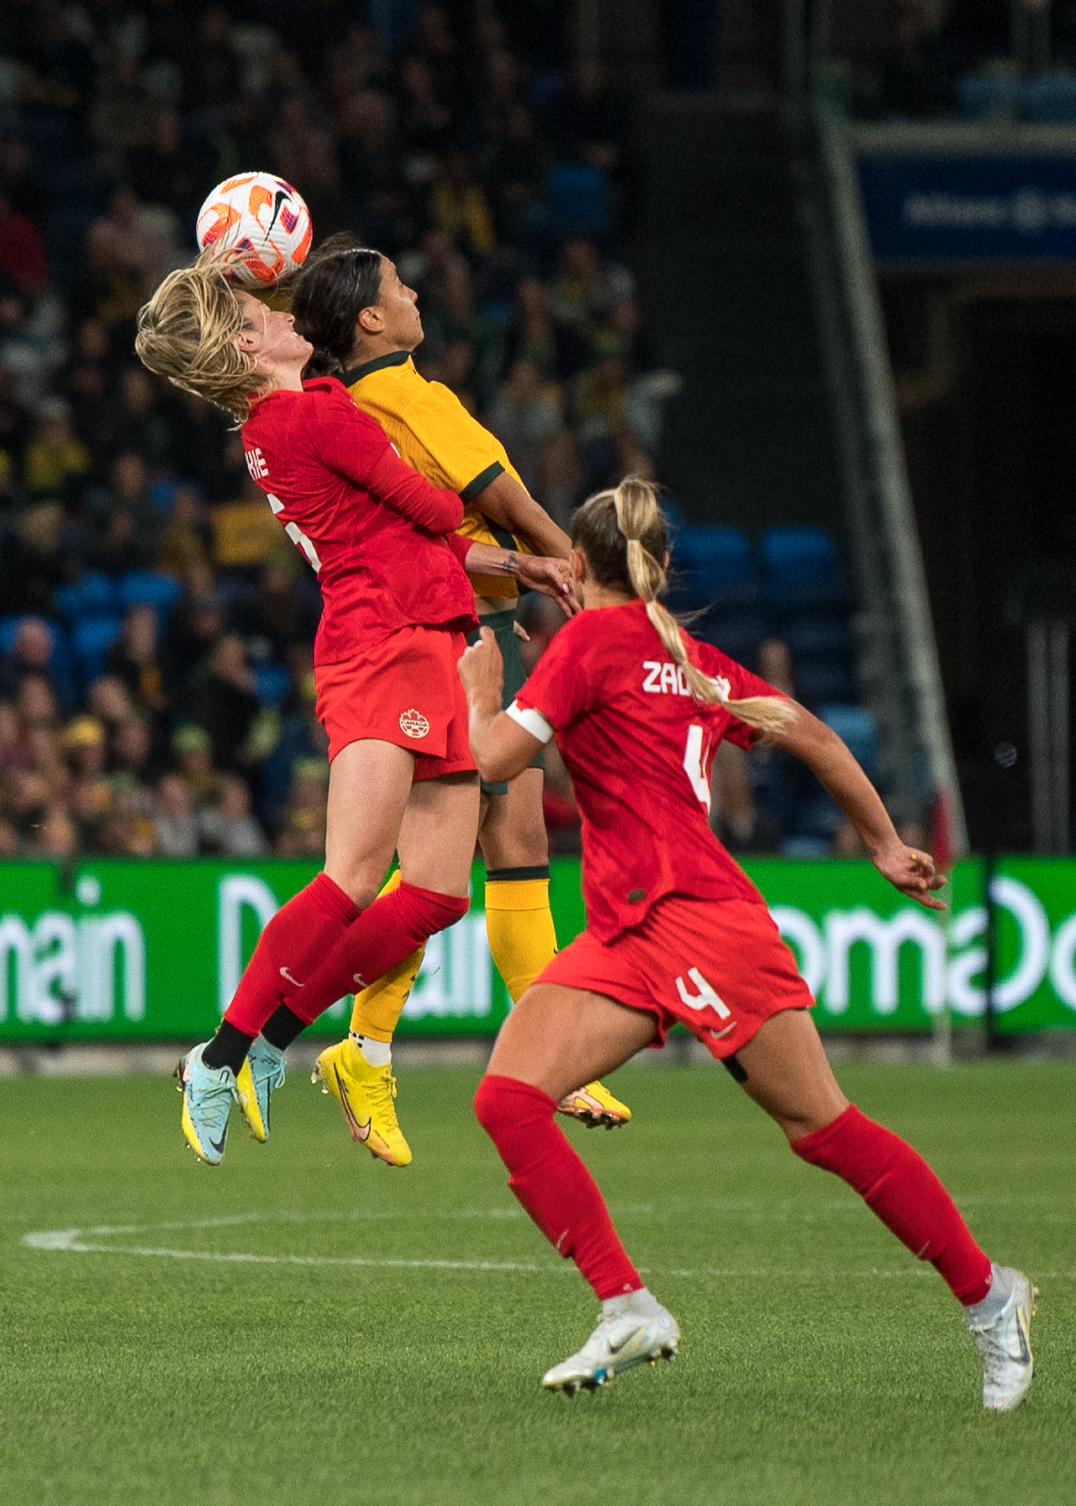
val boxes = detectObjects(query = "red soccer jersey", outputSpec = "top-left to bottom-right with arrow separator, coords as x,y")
510,599 -> 788,941
241,377 -> 478,665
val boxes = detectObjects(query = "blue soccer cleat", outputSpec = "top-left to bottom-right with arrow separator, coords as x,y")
174,1042 -> 238,1165
236,1037 -> 287,1143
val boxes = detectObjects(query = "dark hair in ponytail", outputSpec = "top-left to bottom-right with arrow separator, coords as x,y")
291,239 -> 384,378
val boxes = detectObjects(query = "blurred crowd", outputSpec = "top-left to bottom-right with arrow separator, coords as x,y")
0,0 -> 688,861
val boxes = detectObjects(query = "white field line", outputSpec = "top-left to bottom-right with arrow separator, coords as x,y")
19,1216 -> 1076,1281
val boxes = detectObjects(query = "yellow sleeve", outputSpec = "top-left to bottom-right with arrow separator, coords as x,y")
349,362 -> 529,599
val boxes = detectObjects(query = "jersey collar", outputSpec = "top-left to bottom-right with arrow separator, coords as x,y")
342,351 -> 411,384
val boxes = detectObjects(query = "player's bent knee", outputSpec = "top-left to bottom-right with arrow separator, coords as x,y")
473,1073 -> 554,1139
325,873 -> 382,910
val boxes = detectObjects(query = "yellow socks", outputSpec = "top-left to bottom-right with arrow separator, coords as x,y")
348,866 -> 556,1041
349,870 -> 424,1042
484,867 -> 556,1003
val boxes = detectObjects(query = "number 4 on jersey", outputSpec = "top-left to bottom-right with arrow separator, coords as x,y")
675,967 -> 731,1020
682,723 -> 712,812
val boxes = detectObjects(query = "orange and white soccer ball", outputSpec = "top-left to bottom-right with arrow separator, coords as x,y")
195,172 -> 313,287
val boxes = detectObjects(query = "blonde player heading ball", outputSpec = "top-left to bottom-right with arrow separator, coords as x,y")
458,476 -> 1035,1407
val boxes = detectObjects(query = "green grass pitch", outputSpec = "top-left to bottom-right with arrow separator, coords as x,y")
2,1059 -> 1074,1506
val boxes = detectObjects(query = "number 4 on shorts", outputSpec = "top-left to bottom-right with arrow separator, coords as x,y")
675,967 -> 731,1020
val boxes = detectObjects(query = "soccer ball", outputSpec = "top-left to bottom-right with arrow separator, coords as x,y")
195,172 -> 313,287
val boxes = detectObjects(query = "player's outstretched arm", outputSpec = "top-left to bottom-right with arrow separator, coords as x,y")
472,471 -> 571,561
772,704 -> 946,910
453,538 -> 579,615
458,627 -> 544,783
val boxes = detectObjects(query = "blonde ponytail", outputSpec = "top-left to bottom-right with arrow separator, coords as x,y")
611,477 -> 797,739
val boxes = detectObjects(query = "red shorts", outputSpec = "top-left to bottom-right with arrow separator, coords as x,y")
315,625 -> 476,781
538,894 -> 813,1059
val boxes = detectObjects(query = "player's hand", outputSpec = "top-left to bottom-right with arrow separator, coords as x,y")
872,840 -> 947,910
457,626 -> 504,704
513,554 -> 580,616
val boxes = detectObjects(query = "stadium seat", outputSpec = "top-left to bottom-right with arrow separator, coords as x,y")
54,571 -> 118,619
760,526 -> 846,609
784,614 -> 857,704
693,604 -> 773,667
253,663 -> 292,709
0,615 -> 24,655
544,163 -> 612,237
956,73 -> 1021,122
780,834 -> 831,858
819,702 -> 879,780
793,783 -> 851,844
671,525 -> 758,609
1023,72 -> 1076,123
793,662 -> 857,704
70,612 -> 123,683
117,570 -> 184,613
150,479 -> 179,513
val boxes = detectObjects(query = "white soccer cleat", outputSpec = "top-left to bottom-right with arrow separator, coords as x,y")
541,1305 -> 680,1394
966,1266 -> 1037,1411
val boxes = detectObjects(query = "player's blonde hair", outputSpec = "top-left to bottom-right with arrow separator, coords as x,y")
572,477 -> 796,737
134,252 -> 271,419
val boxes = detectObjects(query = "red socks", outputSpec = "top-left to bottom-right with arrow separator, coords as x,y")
473,1083 -> 991,1309
283,880 -> 469,1026
793,1104 -> 992,1305
224,874 -> 469,1036
473,1075 -> 642,1300
224,871 -> 359,1037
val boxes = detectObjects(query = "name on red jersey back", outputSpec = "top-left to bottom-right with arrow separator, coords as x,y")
514,599 -> 785,940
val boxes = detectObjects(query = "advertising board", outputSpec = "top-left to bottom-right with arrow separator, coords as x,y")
2,857 -> 1075,1041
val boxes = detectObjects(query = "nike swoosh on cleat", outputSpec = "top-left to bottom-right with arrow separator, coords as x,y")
607,1327 -> 643,1355
335,1071 -> 373,1142
209,1132 -> 227,1156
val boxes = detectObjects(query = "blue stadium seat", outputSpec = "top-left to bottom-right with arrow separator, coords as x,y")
794,663 -> 857,705
957,73 -> 1021,122
544,163 -> 612,237
760,526 -> 846,608
253,663 -> 292,708
117,570 -> 184,613
54,571 -> 118,619
780,834 -> 831,859
671,525 -> 758,609
1024,72 -> 1076,123
150,480 -> 179,513
819,702 -> 879,779
784,613 -> 857,704
71,613 -> 123,683
694,604 -> 774,667
0,615 -> 24,655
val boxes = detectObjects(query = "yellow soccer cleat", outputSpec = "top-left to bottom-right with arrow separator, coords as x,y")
557,1079 -> 632,1130
312,1037 -> 413,1167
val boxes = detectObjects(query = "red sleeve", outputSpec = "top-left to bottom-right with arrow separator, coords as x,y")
697,642 -> 790,751
513,617 -> 595,728
445,532 -> 473,567
364,448 -> 464,534
309,386 -> 464,533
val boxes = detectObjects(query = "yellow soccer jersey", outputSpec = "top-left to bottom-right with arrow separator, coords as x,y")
343,352 -> 528,601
